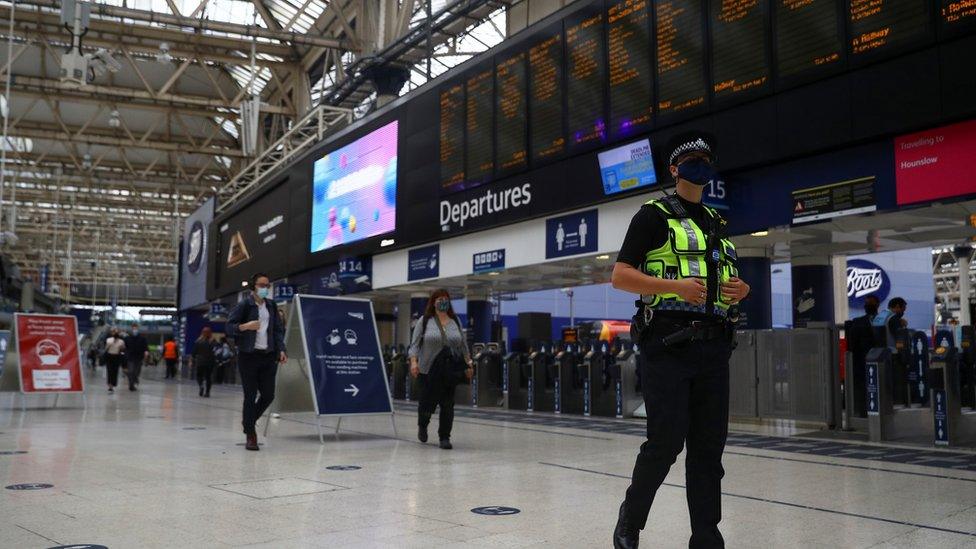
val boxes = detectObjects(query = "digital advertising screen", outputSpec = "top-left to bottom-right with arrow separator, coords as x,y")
179,197 -> 214,311
597,138 -> 657,195
311,120 -> 398,253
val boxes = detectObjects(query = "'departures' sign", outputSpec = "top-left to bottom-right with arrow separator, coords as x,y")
15,314 -> 84,393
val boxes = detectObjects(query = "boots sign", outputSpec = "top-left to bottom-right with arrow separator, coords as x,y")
846,259 -> 890,308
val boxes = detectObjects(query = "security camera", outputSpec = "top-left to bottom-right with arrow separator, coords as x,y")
86,48 -> 121,78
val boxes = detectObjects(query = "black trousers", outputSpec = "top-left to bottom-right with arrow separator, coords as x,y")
624,327 -> 732,549
238,352 -> 278,434
126,358 -> 143,388
417,373 -> 456,441
106,354 -> 123,387
196,362 -> 214,394
165,358 -> 178,378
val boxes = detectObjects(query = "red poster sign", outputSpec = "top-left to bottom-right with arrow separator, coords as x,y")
895,119 -> 976,205
16,313 -> 84,393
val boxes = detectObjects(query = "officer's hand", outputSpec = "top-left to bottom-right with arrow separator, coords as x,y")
672,278 -> 707,305
410,363 -> 419,379
721,277 -> 750,303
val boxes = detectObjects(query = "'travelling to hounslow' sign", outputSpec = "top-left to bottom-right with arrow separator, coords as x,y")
846,259 -> 891,308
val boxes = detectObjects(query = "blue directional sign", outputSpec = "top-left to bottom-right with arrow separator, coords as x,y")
296,295 -> 393,416
0,330 -> 9,379
546,209 -> 598,259
933,389 -> 948,446
935,328 -> 954,349
866,363 -> 879,415
274,283 -> 296,302
473,249 -> 505,274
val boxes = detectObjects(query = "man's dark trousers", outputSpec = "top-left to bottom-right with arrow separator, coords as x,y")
238,352 -> 278,434
623,327 -> 731,548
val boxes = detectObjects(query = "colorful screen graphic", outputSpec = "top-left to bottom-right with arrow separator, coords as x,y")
597,138 -> 657,195
311,121 -> 398,252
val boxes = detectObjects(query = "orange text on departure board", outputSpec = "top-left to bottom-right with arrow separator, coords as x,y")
529,34 -> 565,157
439,84 -> 464,186
944,0 -> 976,23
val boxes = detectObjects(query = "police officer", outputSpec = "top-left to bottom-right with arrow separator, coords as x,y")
611,133 -> 750,549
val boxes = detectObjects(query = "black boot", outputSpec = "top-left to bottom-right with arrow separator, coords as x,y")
199,386 -> 205,397
613,501 -> 639,549
418,416 -> 429,443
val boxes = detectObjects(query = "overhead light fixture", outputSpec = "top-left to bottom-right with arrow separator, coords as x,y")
595,254 -> 610,260
487,271 -> 500,276
241,281 -> 248,287
380,238 -> 395,247
157,42 -> 173,64
108,109 -> 120,128
750,230 -> 769,237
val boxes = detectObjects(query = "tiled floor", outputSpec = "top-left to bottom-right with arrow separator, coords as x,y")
0,369 -> 975,548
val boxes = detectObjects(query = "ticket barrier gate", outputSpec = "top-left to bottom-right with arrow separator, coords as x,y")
866,348 -> 932,443
471,342 -> 504,408
555,341 -> 585,414
588,340 -> 618,417
961,326 -> 976,409
388,344 -> 408,400
928,345 -> 976,446
526,342 -> 556,412
503,350 -> 525,409
613,341 -> 642,418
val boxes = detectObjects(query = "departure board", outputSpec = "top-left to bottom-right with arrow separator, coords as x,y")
465,68 -> 494,186
607,0 -> 653,139
941,0 -> 976,34
655,0 -> 707,116
495,52 -> 528,176
849,0 -> 930,58
710,0 -> 770,100
775,0 -> 843,79
566,11 -> 607,149
529,30 -> 566,163
439,84 -> 465,188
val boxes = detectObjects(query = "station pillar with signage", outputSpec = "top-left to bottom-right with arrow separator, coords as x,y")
792,258 -> 834,328
735,249 -> 772,330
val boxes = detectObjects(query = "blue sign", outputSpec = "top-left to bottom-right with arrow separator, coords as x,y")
473,249 -> 505,274
911,332 -> 929,405
935,328 -> 954,349
846,259 -> 891,309
546,209 -> 598,259
39,264 -> 50,293
274,283 -> 296,302
471,506 -> 521,516
296,296 -> 393,416
933,389 -> 948,446
408,244 -> 440,281
209,302 -> 227,317
0,330 -> 9,379
866,362 -> 879,415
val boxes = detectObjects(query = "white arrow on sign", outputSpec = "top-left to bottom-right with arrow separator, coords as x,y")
344,384 -> 360,397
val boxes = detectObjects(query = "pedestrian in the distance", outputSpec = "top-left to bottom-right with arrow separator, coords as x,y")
226,273 -> 287,451
123,323 -> 149,391
191,327 -> 217,397
162,337 -> 179,379
104,329 -> 126,393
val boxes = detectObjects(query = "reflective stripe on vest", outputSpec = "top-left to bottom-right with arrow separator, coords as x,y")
640,198 -> 738,316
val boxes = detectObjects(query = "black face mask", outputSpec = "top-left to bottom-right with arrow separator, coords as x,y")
864,304 -> 879,315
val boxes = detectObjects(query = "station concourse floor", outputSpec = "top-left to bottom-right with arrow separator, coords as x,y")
1,370 -> 975,549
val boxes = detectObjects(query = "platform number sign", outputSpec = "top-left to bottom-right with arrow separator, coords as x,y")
274,283 -> 296,302
933,389 -> 948,446
866,363 -> 879,415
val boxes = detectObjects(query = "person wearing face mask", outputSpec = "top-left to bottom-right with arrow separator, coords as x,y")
408,289 -> 473,450
611,132 -> 750,549
226,273 -> 287,451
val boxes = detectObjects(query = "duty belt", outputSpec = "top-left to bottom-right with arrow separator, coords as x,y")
652,317 -> 729,346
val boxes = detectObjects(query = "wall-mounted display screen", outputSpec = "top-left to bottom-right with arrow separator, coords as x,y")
566,9 -> 608,150
607,0 -> 653,139
529,29 -> 566,163
775,0 -> 843,80
495,52 -> 528,177
655,0 -> 707,116
310,120 -> 398,252
710,0 -> 770,100
849,0 -> 931,58
598,138 -> 657,195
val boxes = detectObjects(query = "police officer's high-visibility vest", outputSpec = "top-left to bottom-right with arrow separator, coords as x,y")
640,195 -> 738,318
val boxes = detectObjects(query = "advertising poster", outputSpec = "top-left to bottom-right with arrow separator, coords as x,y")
179,197 -> 214,311
311,121 -> 398,252
16,314 -> 84,393
295,295 -> 393,416
597,138 -> 657,195
546,209 -> 598,259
